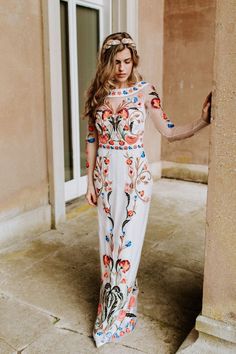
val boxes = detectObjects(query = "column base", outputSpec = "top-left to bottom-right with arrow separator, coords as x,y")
177,315 -> 236,353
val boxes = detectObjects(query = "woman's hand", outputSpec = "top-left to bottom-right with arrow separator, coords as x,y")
201,92 -> 212,124
85,182 -> 97,206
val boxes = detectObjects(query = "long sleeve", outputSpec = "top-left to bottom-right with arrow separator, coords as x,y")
144,83 -> 210,142
85,116 -> 98,145
85,116 -> 98,183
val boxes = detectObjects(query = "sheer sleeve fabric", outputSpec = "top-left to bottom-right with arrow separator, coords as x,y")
144,83 -> 210,142
85,116 -> 98,144
85,116 -> 98,170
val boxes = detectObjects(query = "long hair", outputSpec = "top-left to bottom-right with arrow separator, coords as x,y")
83,32 -> 142,121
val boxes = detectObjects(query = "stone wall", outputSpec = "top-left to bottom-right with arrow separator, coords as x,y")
138,0 -> 164,171
0,1 -> 49,232
162,0 -> 216,165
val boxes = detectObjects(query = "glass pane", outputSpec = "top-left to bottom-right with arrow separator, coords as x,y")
76,5 -> 99,176
60,1 -> 73,182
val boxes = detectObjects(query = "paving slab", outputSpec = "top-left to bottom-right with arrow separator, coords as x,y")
23,326 -> 145,354
0,339 -> 15,354
0,292 -> 54,351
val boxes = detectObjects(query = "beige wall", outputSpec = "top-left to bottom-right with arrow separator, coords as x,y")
202,0 -> 236,325
0,1 -> 48,223
162,0 -> 216,165
138,0 -> 164,165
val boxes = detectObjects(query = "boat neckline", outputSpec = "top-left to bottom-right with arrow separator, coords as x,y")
107,81 -> 148,97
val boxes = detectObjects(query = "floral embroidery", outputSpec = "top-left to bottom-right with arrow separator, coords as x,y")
95,98 -> 145,147
107,81 -> 147,97
124,151 -> 153,203
148,89 -> 175,128
93,152 -> 112,197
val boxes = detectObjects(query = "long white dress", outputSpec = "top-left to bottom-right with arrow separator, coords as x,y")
85,81 -> 209,348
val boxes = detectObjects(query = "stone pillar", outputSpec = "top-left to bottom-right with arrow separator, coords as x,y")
177,0 -> 236,352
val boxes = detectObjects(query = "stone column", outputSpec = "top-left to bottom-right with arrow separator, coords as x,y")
177,0 -> 236,352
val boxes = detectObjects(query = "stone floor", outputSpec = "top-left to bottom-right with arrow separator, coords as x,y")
0,178 -> 208,354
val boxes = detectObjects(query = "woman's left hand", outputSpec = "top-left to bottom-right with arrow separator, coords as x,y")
201,92 -> 212,124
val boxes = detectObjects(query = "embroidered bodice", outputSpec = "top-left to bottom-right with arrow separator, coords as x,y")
86,81 -> 209,149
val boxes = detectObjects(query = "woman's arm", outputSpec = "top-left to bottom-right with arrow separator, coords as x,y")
85,117 -> 98,206
144,83 -> 212,142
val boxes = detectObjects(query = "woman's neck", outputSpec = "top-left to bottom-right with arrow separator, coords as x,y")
114,80 -> 134,89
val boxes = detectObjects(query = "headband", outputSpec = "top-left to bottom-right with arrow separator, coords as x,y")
103,38 -> 136,51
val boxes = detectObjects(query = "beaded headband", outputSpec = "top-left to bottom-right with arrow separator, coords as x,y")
103,38 -> 136,50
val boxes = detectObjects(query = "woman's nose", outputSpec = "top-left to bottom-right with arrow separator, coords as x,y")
119,63 -> 124,71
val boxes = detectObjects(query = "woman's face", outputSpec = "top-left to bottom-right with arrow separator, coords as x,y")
112,47 -> 133,87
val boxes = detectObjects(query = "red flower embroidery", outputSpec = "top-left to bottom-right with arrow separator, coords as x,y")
118,108 -> 129,119
128,295 -> 136,309
104,207 -> 110,214
100,134 -> 109,144
128,210 -> 134,217
102,109 -> 112,120
162,112 -> 168,120
118,310 -> 126,320
88,124 -> 94,131
103,255 -> 111,266
139,190 -> 144,197
151,97 -> 161,109
97,303 -> 102,315
124,135 -> 138,144
126,158 -> 132,165
118,259 -> 130,273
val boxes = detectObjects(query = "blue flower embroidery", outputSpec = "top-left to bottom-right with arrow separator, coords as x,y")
141,151 -> 145,158
167,122 -> 175,128
125,241 -> 132,247
87,137 -> 95,143
105,235 -> 109,242
133,96 -> 138,103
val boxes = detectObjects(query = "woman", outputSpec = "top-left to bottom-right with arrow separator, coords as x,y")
84,32 -> 211,348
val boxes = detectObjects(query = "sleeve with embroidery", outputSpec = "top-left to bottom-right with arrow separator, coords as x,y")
144,83 -> 210,142
85,116 -> 98,169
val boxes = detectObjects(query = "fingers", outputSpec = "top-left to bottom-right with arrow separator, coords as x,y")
91,192 -> 97,205
203,92 -> 212,107
203,101 -> 211,113
86,192 -> 97,206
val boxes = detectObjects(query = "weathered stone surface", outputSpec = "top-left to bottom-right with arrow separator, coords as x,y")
0,292 -> 53,350
0,339 -> 15,354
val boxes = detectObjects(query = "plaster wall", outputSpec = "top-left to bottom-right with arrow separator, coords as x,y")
0,1 -> 48,225
162,0 -> 216,165
138,0 -> 164,165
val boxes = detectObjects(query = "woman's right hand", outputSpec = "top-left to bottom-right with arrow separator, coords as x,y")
85,182 -> 97,206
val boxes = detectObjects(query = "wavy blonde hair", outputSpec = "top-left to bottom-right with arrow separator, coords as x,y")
83,32 -> 142,121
